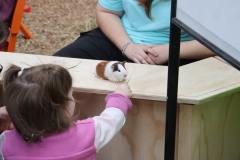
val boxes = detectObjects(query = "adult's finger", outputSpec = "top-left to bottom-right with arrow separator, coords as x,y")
145,47 -> 158,57
138,55 -> 149,64
139,52 -> 155,65
145,57 -> 156,65
133,58 -> 141,64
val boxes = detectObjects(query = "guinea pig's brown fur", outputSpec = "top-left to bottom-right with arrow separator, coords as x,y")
96,61 -> 109,80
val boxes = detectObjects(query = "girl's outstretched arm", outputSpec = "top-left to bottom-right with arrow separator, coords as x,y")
92,84 -> 132,152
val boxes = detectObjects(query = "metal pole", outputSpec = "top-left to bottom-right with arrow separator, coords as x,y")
164,0 -> 181,159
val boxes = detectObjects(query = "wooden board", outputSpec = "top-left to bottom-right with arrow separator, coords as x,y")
177,92 -> 240,160
0,52 -> 240,104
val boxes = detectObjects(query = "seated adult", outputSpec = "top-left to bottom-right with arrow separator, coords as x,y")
53,0 -> 215,66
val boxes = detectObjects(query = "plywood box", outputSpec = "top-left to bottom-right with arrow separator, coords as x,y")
0,52 -> 239,160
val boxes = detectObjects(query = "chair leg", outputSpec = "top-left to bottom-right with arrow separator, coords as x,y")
20,22 -> 34,39
7,35 -> 17,52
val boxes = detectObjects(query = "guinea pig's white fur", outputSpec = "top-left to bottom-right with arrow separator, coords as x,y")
104,61 -> 127,82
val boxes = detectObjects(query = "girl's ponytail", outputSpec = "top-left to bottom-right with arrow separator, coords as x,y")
3,65 -> 22,90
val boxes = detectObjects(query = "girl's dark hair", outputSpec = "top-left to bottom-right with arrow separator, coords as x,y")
138,0 -> 169,20
3,64 -> 73,142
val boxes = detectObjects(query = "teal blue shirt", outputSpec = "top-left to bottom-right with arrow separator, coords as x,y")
99,0 -> 193,45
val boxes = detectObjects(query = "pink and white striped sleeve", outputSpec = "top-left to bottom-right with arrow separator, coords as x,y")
92,93 -> 132,152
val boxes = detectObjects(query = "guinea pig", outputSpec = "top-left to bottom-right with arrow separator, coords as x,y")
96,61 -> 127,82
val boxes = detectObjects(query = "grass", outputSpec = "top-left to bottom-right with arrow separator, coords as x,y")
16,0 -> 98,56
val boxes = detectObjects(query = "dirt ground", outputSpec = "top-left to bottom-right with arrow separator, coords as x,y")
16,0 -> 98,56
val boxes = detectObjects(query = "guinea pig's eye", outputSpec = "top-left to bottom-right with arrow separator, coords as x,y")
118,69 -> 120,72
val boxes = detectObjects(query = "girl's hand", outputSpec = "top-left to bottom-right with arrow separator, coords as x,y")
114,84 -> 132,98
124,43 -> 158,65
148,44 -> 169,65
0,106 -> 14,133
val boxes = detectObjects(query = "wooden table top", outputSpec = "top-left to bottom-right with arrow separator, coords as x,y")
0,52 -> 240,104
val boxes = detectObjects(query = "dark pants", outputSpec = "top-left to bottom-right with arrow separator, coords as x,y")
53,27 -> 199,66
54,28 -> 129,61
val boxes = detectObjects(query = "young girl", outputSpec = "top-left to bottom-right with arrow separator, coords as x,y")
0,64 -> 132,160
